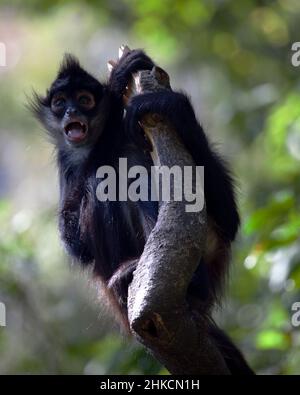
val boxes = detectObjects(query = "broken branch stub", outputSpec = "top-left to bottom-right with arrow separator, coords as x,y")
127,66 -> 229,374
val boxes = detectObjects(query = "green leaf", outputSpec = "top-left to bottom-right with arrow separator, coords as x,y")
256,330 -> 289,350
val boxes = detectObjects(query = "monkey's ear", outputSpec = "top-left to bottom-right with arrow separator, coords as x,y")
27,90 -> 49,122
58,53 -> 82,78
27,91 -> 63,145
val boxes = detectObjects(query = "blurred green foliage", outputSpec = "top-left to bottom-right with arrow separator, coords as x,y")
0,0 -> 300,374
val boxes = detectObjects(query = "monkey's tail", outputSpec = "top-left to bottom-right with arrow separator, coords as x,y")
107,259 -> 138,331
108,261 -> 255,375
208,323 -> 255,375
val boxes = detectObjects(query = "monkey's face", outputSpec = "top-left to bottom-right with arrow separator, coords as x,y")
49,88 -> 102,147
31,55 -> 107,149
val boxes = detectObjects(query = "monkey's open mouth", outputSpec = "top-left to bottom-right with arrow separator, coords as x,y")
64,122 -> 88,143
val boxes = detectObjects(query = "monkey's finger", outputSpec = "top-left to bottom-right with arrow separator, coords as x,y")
123,94 -> 129,106
122,83 -> 134,106
119,45 -> 131,60
107,60 -> 117,74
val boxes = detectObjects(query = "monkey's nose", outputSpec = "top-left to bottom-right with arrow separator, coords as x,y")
66,107 -> 79,116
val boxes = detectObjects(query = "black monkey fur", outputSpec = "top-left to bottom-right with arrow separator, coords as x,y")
31,50 -> 253,374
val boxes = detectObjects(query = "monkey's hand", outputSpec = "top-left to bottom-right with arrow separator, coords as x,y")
108,46 -> 155,99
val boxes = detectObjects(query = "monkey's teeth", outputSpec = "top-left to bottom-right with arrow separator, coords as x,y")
65,122 -> 87,142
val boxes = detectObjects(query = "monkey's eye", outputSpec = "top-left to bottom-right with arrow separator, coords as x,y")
51,96 -> 66,111
77,91 -> 95,110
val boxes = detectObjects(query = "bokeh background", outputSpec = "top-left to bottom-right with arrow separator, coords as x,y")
0,0 -> 300,374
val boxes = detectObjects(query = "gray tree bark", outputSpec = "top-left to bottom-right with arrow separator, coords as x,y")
120,59 -> 230,374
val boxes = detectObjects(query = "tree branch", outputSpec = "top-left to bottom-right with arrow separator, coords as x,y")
118,53 -> 230,374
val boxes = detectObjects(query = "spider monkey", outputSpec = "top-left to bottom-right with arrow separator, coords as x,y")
31,50 -> 254,375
